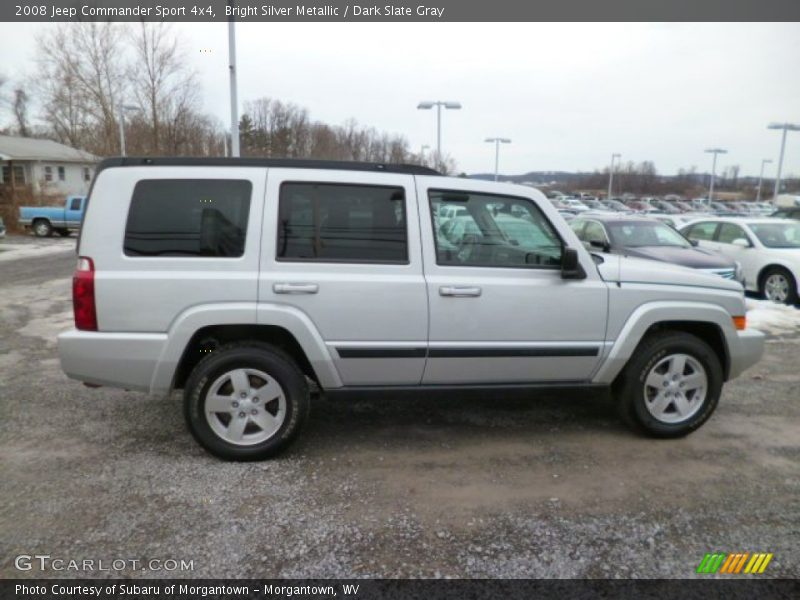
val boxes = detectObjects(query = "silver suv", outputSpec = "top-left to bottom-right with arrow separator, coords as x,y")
59,158 -> 765,460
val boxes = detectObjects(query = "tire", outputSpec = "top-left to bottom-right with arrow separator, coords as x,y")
615,331 -> 723,438
184,342 -> 310,460
56,229 -> 71,237
33,219 -> 53,237
760,266 -> 798,305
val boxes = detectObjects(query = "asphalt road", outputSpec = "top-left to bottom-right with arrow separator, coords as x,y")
1,237 -> 798,579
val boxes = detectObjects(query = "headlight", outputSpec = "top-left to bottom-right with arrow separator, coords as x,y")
734,261 -> 743,282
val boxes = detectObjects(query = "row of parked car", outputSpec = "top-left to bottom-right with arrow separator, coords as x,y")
566,209 -> 800,305
549,194 -> 779,219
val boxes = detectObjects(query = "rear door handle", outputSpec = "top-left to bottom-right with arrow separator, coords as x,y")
439,285 -> 482,297
273,282 -> 319,294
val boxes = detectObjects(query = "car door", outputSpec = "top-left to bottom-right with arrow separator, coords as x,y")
416,177 -> 609,384
65,196 -> 84,228
259,169 -> 428,386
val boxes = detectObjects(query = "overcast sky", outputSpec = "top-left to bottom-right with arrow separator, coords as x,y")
1,22 -> 798,177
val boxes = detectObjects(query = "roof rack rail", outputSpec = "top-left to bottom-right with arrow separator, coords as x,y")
96,156 -> 441,176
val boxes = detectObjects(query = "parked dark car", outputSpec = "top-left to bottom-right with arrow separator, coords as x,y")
569,215 -> 742,282
772,207 -> 800,220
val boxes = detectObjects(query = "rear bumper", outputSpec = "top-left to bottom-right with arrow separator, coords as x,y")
727,328 -> 765,380
58,329 -> 167,393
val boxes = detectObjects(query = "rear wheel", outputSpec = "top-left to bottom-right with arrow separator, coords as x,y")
615,331 -> 723,438
760,267 -> 798,305
184,343 -> 310,460
32,219 -> 52,237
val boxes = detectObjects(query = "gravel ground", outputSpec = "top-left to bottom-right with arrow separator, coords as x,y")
0,237 -> 798,579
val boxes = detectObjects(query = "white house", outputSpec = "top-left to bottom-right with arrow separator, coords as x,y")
0,135 -> 100,196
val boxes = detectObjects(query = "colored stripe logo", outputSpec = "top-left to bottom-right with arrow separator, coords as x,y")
697,552 -> 773,574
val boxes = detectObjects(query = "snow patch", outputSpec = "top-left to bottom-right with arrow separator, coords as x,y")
746,299 -> 800,336
0,239 -> 75,262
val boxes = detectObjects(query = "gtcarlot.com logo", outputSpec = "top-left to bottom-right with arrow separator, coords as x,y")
697,552 -> 773,575
15,554 -> 194,572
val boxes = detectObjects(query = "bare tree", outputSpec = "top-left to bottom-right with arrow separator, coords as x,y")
34,22 -> 127,155
13,88 -> 30,137
128,22 -> 199,154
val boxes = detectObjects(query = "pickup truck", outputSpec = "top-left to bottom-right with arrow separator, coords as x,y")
19,195 -> 86,237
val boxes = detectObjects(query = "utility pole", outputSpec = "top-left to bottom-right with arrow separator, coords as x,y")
607,153 -> 620,200
228,14 -> 240,157
755,159 -> 772,203
485,138 -> 511,182
768,123 -> 800,203
705,148 -> 728,203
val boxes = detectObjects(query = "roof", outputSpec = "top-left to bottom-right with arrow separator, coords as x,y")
573,214 -> 659,224
683,217 -> 790,225
97,156 -> 441,176
0,135 -> 99,163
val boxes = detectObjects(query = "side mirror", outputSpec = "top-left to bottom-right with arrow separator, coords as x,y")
589,239 -> 611,253
561,247 -> 587,280
732,238 -> 750,248
689,239 -> 699,247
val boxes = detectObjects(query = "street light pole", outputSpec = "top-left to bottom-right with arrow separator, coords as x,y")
417,100 -> 462,169
756,159 -> 772,203
117,101 -> 138,157
768,123 -> 800,203
485,138 -> 511,182
607,153 -> 620,201
228,14 -> 240,157
705,148 -> 728,203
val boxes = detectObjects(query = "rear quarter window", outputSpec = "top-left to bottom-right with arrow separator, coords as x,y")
124,179 -> 252,257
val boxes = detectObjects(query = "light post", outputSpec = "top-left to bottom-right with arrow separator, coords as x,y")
117,102 -> 139,157
228,10 -> 240,157
755,159 -> 772,203
485,138 -> 511,182
768,122 -> 800,203
607,153 -> 620,201
705,148 -> 727,203
417,100 -> 461,169
420,144 -> 430,165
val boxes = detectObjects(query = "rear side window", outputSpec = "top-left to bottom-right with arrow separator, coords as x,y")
685,221 -> 718,241
277,182 -> 408,263
124,179 -> 251,257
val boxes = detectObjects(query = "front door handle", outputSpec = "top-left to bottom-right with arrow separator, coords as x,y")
273,282 -> 319,294
439,285 -> 482,297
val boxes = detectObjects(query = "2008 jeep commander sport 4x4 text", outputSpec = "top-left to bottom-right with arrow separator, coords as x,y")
58,157 -> 765,460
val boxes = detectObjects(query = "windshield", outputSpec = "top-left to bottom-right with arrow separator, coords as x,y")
749,223 -> 800,248
607,221 -> 692,248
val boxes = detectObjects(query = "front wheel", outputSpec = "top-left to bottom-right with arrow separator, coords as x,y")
184,343 -> 310,460
33,219 -> 52,237
761,267 -> 798,305
615,332 -> 723,438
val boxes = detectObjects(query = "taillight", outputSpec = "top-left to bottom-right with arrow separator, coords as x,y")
73,256 -> 97,331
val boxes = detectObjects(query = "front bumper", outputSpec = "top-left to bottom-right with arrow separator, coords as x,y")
58,329 -> 167,393
727,328 -> 765,380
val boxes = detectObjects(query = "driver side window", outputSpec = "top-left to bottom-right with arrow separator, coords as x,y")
429,190 -> 563,268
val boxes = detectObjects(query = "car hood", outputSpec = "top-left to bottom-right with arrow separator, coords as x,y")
596,254 -> 743,292
619,245 -> 735,269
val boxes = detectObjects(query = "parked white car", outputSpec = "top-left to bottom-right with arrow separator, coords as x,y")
681,217 -> 800,304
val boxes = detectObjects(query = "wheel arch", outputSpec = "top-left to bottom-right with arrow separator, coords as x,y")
757,263 -> 797,292
149,302 -> 342,394
594,301 -> 737,385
